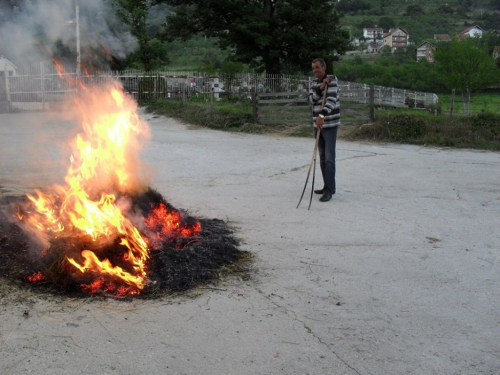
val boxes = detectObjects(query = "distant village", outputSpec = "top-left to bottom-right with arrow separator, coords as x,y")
348,25 -> 500,63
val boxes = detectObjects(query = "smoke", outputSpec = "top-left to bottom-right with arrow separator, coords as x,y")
0,0 -> 137,68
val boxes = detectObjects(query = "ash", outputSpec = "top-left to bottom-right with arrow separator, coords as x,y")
0,189 -> 249,298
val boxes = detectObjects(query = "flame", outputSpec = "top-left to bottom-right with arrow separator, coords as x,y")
18,72 -> 154,296
144,203 -> 201,249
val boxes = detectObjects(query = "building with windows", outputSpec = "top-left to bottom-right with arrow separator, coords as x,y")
416,42 -> 436,63
0,56 -> 17,77
383,28 -> 410,52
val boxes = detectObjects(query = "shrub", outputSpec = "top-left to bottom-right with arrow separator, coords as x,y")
385,114 -> 428,140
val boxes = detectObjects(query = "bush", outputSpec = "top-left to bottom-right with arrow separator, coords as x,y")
348,111 -> 500,150
385,114 -> 428,140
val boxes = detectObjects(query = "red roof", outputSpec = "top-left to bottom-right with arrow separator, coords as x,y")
434,34 -> 450,41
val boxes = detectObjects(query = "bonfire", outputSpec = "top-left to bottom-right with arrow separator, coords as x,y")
0,68 -> 246,298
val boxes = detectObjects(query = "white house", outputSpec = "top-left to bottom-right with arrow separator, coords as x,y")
0,56 -> 17,77
460,25 -> 484,38
363,28 -> 384,42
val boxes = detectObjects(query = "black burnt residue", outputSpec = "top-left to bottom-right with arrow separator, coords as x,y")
0,188 -> 249,298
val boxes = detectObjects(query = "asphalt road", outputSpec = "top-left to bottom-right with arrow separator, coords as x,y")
0,110 -> 499,375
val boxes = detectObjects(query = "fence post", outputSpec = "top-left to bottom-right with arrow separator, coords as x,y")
4,66 -> 11,112
41,61 -> 45,110
154,74 -> 157,99
450,89 -> 455,118
369,83 -> 375,122
251,87 -> 258,123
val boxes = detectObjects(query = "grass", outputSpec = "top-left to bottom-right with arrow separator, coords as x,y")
347,109 -> 500,150
438,91 -> 500,116
145,93 -> 500,150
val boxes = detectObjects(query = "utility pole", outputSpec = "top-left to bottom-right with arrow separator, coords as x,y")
76,5 -> 81,77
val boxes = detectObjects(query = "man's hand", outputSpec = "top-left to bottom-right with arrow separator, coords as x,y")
320,76 -> 332,90
316,116 -> 324,130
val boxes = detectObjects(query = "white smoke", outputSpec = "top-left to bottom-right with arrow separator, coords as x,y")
0,0 -> 137,68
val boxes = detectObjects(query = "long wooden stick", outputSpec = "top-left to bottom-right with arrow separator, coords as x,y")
297,85 -> 328,209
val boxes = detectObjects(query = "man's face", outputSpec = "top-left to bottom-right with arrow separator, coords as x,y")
312,61 -> 326,79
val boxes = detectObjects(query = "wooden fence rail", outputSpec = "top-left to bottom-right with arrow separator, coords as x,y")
253,84 -> 375,125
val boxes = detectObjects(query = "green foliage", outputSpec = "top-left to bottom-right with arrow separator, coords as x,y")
349,110 -> 500,150
145,97 -> 254,130
336,0 -> 372,14
434,38 -> 500,94
126,38 -> 170,71
357,19 -> 375,29
385,114 -> 428,139
406,5 -> 424,16
220,60 -> 245,76
437,5 -> 454,14
159,0 -> 350,75
378,16 -> 395,30
113,0 -> 170,71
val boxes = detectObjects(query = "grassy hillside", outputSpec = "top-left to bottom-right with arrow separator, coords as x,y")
338,0 -> 498,44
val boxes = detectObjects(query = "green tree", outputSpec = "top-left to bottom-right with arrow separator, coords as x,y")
114,0 -> 169,70
406,5 -> 424,16
357,19 -> 375,30
491,0 -> 500,11
434,38 -> 500,114
378,16 -> 395,31
158,0 -> 350,75
437,5 -> 454,14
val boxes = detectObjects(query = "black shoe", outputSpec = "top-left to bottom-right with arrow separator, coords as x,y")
319,192 -> 332,202
315,188 -> 335,195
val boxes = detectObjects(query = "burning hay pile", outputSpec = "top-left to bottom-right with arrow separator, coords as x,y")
0,73 -> 248,298
0,190 -> 246,298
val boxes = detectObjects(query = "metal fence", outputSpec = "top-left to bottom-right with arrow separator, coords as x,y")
1,62 -> 438,113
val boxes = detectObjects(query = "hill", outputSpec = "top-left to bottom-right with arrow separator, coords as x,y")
337,0 -> 499,44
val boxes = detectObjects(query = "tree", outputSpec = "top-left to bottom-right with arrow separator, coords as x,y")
113,0 -> 169,70
378,16 -> 395,31
437,5 -> 454,14
157,0 -> 350,75
434,38 -> 500,114
491,0 -> 500,11
357,19 -> 375,30
406,5 -> 424,16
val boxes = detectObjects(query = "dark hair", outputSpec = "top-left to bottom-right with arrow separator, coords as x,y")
312,58 -> 326,67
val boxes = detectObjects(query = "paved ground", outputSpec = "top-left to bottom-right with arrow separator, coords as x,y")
0,110 -> 499,375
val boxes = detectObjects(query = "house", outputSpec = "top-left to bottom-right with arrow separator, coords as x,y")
383,28 -> 410,52
460,25 -> 484,38
416,42 -> 436,63
350,37 -> 361,47
363,28 -> 384,42
0,56 -> 18,77
434,34 -> 451,42
366,43 -> 380,53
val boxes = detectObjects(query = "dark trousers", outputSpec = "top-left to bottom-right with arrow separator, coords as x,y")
314,126 -> 338,194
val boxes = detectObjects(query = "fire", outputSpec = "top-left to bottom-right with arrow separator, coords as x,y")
144,202 -> 202,249
27,271 -> 46,282
15,68 -> 201,297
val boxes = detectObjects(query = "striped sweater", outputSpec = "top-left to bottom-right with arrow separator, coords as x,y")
309,74 -> 340,129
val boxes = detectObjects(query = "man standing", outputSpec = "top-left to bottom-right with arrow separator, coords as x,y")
309,58 -> 340,202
